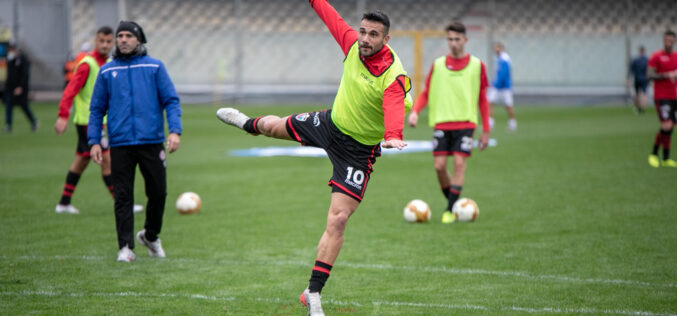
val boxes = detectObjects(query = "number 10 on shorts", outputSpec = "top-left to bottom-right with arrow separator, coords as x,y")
346,166 -> 365,185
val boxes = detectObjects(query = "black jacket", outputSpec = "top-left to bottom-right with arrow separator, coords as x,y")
5,51 -> 30,104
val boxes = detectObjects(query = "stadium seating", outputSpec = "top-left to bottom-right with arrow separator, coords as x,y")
69,0 -> 676,94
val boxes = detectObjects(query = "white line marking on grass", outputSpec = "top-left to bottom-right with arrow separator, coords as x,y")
3,255 -> 676,289
2,290 -> 675,316
334,261 -> 677,289
0,290 -> 234,302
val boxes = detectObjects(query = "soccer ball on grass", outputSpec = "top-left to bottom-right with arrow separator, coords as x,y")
176,192 -> 201,214
403,199 -> 431,223
451,198 -> 479,222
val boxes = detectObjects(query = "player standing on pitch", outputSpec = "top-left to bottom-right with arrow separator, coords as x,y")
407,22 -> 490,224
216,0 -> 412,314
53,26 -> 143,215
647,30 -> 677,168
89,21 -> 182,262
487,42 -> 516,131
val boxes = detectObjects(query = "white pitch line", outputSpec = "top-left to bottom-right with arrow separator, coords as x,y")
3,255 -> 676,289
1,290 -> 675,316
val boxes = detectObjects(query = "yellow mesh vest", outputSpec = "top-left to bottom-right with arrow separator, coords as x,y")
72,56 -> 101,125
331,42 -> 413,145
427,55 -> 481,127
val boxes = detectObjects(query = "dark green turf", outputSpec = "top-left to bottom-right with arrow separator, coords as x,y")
1,102 -> 675,315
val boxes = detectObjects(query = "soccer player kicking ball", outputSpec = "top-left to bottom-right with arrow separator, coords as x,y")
647,30 -> 677,168
407,22 -> 490,224
217,1 -> 412,314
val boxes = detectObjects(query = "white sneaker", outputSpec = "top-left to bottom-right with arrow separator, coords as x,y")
300,288 -> 324,316
117,246 -> 136,262
133,204 -> 143,213
508,119 -> 517,131
136,229 -> 166,258
55,204 -> 79,214
216,108 -> 249,129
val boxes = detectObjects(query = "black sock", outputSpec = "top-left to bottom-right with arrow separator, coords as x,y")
446,185 -> 462,211
59,171 -> 81,205
308,260 -> 332,293
441,186 -> 450,200
103,174 -> 114,197
661,129 -> 672,160
653,130 -> 663,155
243,117 -> 262,134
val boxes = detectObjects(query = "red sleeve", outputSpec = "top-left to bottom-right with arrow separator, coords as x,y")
648,53 -> 658,69
382,76 -> 407,141
310,0 -> 358,56
58,63 -> 90,119
478,62 -> 490,133
412,64 -> 434,114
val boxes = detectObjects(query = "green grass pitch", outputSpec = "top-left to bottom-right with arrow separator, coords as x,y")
1,102 -> 676,315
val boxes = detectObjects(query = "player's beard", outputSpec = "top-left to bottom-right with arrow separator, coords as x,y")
359,43 -> 382,58
114,44 -> 147,59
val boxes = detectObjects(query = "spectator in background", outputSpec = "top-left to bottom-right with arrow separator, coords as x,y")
628,46 -> 649,114
3,43 -> 37,132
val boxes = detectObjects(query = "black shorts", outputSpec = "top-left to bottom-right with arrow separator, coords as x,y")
634,81 -> 648,94
286,110 -> 381,202
655,99 -> 677,123
432,129 -> 475,157
76,124 -> 109,157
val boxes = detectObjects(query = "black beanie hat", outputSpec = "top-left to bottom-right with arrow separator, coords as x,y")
116,21 -> 147,44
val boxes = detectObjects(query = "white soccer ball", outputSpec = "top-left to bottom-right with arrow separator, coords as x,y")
452,198 -> 479,222
403,199 -> 431,223
176,192 -> 201,215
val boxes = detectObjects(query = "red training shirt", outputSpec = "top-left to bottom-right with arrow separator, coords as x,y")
648,49 -> 677,100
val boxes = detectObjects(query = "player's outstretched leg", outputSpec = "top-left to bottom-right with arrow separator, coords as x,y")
217,107 -> 292,140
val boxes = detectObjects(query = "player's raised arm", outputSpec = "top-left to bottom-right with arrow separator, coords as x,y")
309,0 -> 358,56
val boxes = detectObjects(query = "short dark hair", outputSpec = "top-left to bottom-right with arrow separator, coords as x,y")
362,10 -> 390,34
665,30 -> 676,38
446,22 -> 466,35
97,26 -> 113,36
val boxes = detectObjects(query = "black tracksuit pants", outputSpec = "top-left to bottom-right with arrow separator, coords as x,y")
110,143 -> 167,249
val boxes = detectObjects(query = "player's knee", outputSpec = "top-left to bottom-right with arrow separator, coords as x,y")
453,160 -> 466,172
434,160 -> 447,173
327,210 -> 351,233
661,121 -> 674,131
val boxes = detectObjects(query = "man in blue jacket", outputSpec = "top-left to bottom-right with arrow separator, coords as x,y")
88,21 -> 182,262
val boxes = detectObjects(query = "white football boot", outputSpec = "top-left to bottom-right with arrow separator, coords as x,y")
136,230 -> 166,258
216,108 -> 249,129
133,204 -> 143,213
117,246 -> 136,262
300,288 -> 324,316
55,204 -> 79,214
